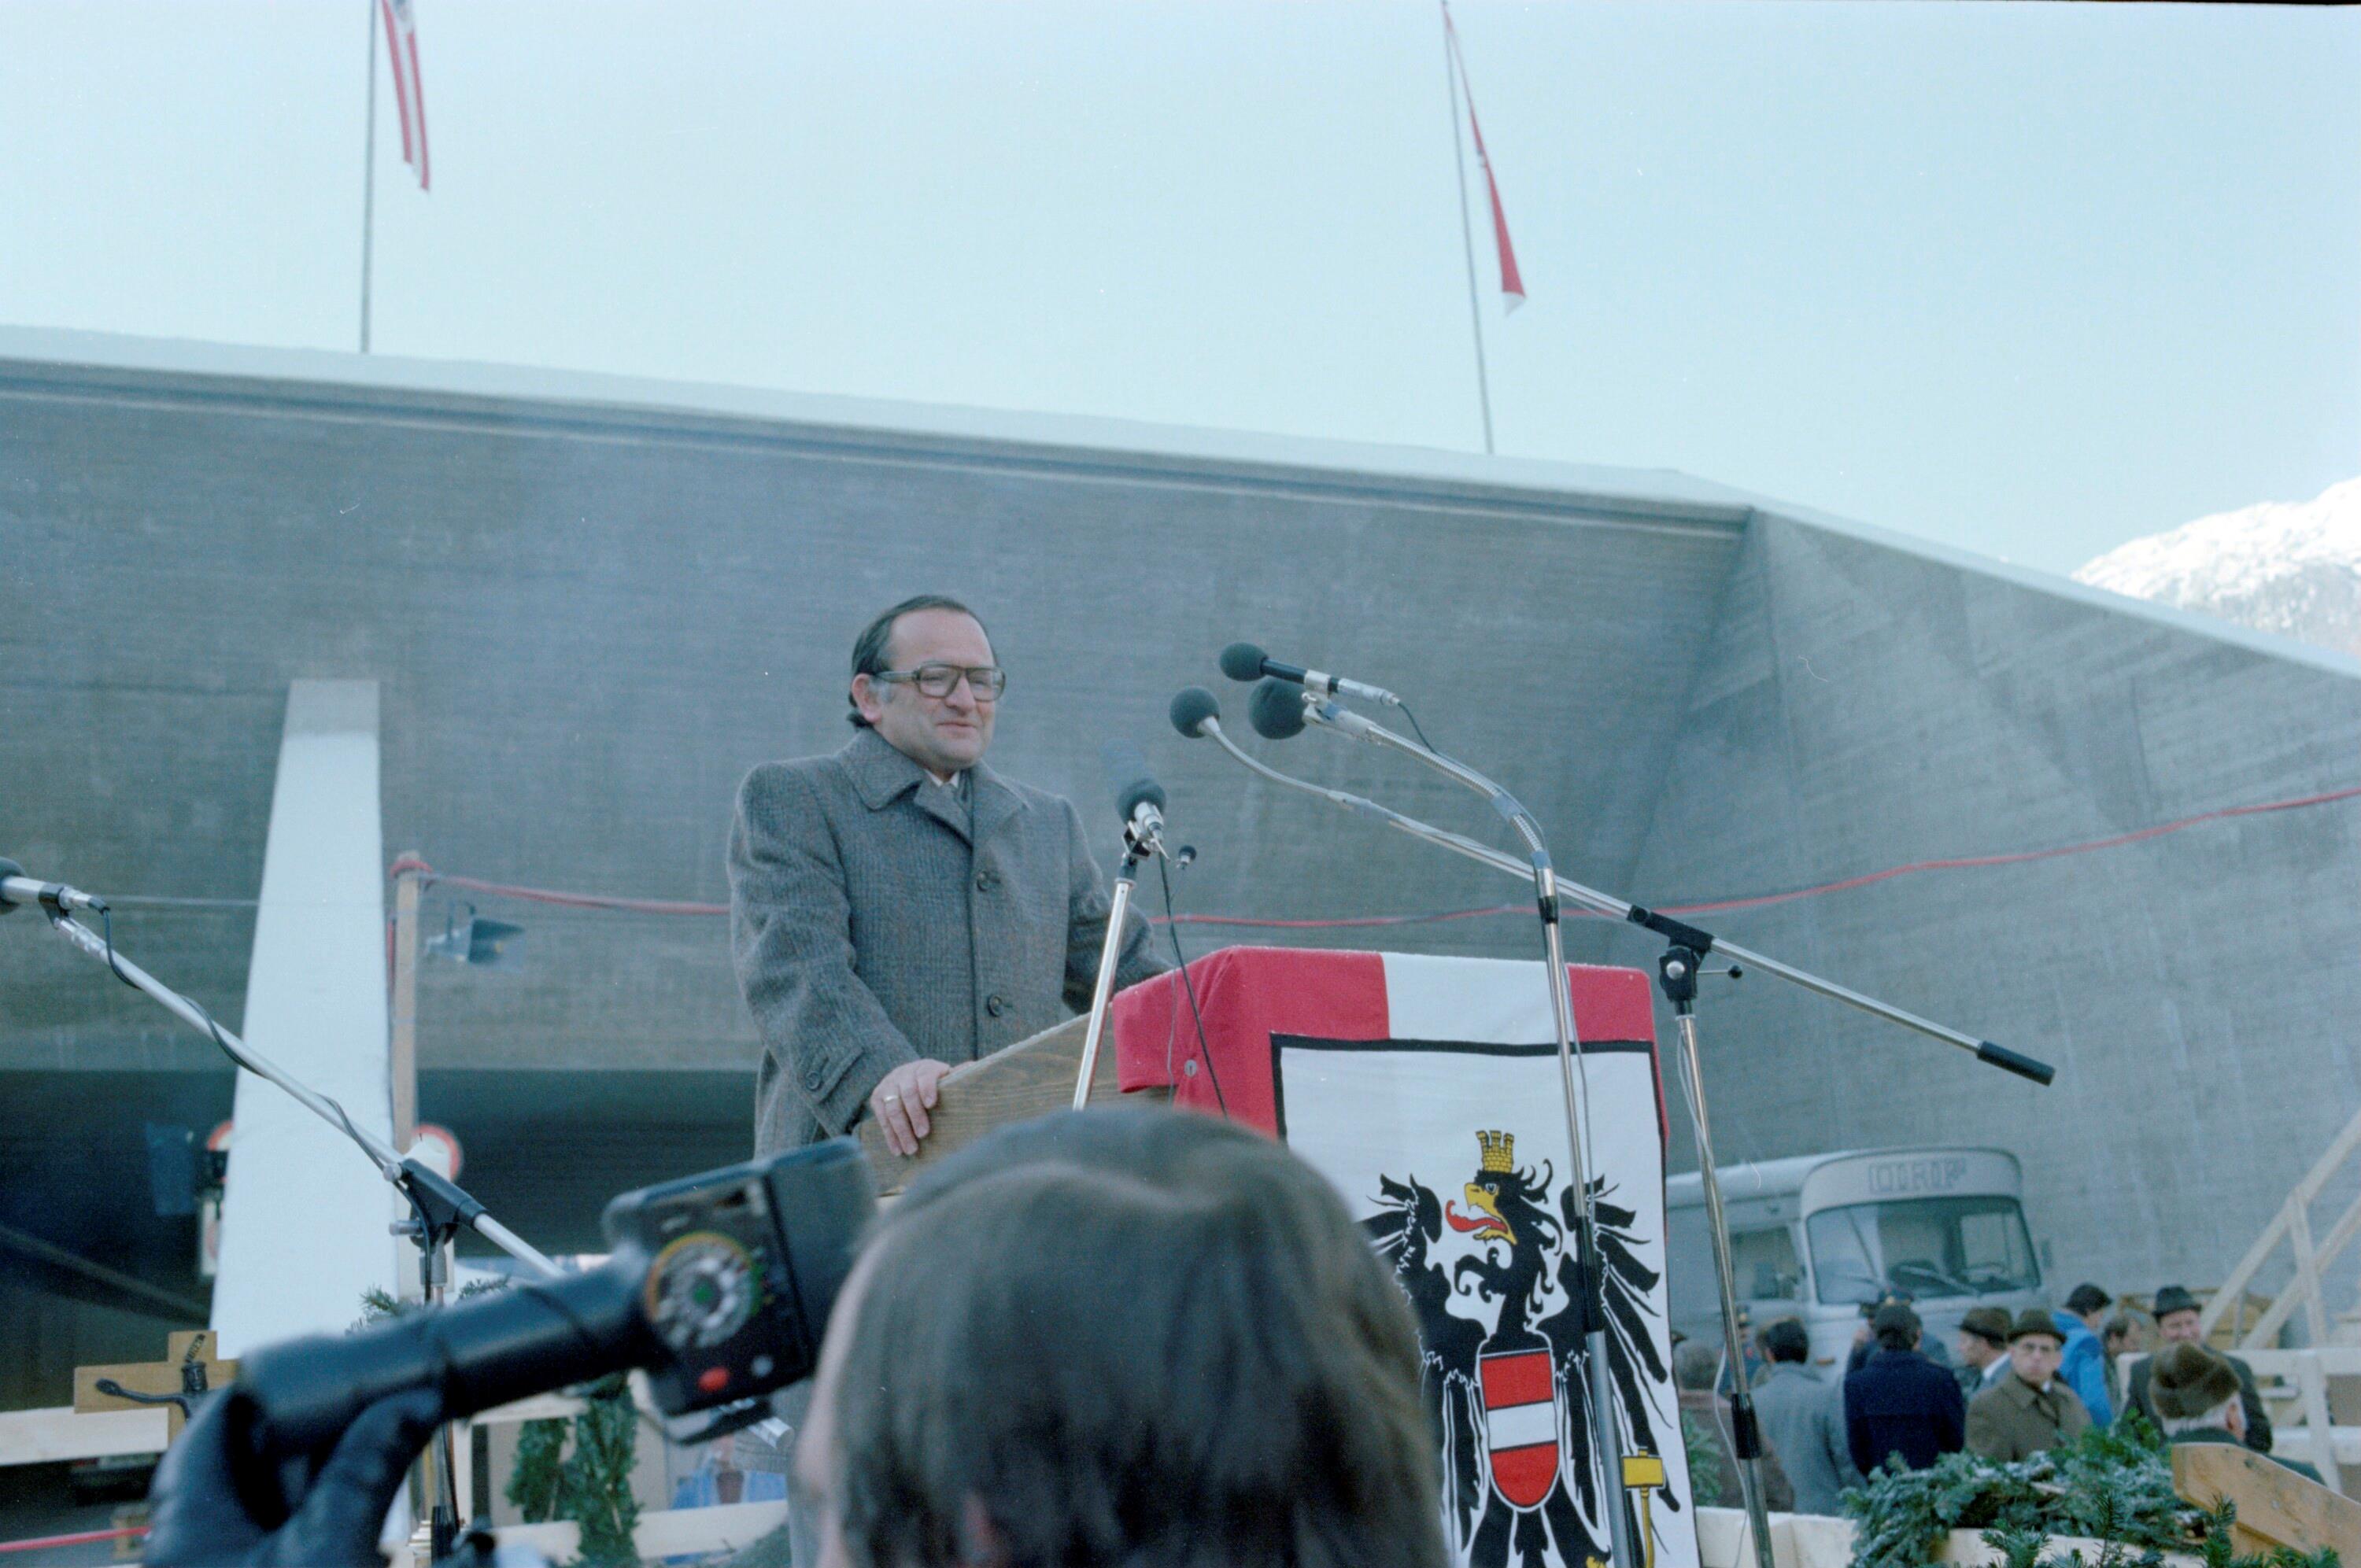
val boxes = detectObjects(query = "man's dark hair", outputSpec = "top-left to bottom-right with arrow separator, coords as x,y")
845,594 -> 991,729
1871,1301 -> 1921,1352
1761,1317 -> 1811,1365
2064,1282 -> 2113,1317
831,1109 -> 1447,1568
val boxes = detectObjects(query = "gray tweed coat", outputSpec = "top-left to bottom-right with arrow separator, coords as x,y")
730,727 -> 1166,1156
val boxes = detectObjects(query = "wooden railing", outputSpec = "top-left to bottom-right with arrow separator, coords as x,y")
2204,1106 -> 2361,1351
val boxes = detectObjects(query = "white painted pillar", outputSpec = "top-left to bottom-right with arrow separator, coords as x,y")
210,680 -> 401,1357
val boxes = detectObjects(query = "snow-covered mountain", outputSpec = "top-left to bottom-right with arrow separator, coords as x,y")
2075,477 -> 2361,659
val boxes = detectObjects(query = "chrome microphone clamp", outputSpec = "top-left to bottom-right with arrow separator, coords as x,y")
0,858 -> 109,916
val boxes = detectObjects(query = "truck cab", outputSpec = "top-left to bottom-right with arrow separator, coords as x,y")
1665,1147 -> 2045,1377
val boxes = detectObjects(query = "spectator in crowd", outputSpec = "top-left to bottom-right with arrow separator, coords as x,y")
2052,1283 -> 2116,1427
1965,1311 -> 2092,1462
1676,1341 -> 1794,1512
2101,1310 -> 2152,1418
1751,1318 -> 1864,1516
1953,1306 -> 2013,1400
2148,1342 -> 2318,1482
1845,1290 -> 1955,1378
1844,1302 -> 1966,1476
2126,1286 -> 2273,1452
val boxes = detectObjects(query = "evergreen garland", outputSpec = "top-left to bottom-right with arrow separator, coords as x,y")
556,1374 -> 642,1567
1839,1411 -> 2338,1568
506,1416 -> 567,1523
501,1373 -> 642,1566
1683,1410 -> 1726,1507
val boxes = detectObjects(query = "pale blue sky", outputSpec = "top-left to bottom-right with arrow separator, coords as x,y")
3,1 -> 2354,574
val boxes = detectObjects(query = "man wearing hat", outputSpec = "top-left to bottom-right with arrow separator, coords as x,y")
1965,1311 -> 2093,1462
2147,1342 -> 2316,1481
1953,1305 -> 2015,1400
1844,1301 -> 1966,1475
2126,1286 -> 2273,1452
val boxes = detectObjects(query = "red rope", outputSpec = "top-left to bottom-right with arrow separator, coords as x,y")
1665,780 -> 2361,917
388,854 -> 727,916
386,781 -> 2361,930
0,1525 -> 150,1554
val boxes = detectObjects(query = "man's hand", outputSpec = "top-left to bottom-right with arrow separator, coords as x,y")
870,1060 -> 955,1157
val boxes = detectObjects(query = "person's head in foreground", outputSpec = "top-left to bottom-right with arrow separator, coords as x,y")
796,1107 -> 1449,1568
2148,1341 -> 2247,1440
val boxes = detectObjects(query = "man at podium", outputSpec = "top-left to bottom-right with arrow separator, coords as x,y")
729,594 -> 1166,1163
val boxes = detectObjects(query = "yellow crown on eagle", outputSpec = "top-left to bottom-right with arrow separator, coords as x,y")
1477,1130 -> 1515,1173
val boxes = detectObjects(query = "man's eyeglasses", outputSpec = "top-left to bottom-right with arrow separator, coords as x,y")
872,664 -> 1007,701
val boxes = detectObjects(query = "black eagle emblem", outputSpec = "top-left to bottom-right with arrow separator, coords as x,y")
1364,1130 -> 1674,1568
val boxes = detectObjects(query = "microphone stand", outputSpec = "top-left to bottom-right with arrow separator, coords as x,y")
1210,699 -> 2057,1568
25,906 -> 562,1559
1300,703 -> 1642,1568
1073,813 -> 1163,1110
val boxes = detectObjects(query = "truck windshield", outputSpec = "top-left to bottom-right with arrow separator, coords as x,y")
1805,1195 -> 2038,1303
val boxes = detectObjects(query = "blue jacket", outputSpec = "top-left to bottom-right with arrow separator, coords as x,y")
1844,1348 -> 1967,1475
2051,1310 -> 2113,1427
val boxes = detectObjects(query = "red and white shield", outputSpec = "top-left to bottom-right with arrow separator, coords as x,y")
1479,1347 -> 1561,1510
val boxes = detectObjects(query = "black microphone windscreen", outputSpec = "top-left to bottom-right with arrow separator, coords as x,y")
1169,687 -> 1221,738
1248,677 -> 1308,740
1100,741 -> 1166,825
1218,642 -> 1269,684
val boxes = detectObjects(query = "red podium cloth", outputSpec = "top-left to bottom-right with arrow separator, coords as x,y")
1110,944 -> 1663,1143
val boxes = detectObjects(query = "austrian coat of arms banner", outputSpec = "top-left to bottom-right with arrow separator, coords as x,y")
1114,946 -> 1697,1568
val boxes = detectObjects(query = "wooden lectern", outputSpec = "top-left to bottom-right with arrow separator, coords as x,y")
854,1014 -> 1167,1194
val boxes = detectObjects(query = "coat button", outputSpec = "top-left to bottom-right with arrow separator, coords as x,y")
975,870 -> 998,892
804,1070 -> 822,1090
985,994 -> 1006,1018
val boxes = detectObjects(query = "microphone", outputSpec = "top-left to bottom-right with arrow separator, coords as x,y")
1247,678 -> 1310,740
1099,742 -> 1167,840
1218,642 -> 1400,707
1169,687 -> 1221,740
0,860 -> 108,916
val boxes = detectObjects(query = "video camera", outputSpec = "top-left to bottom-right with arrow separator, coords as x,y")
224,1138 -> 874,1520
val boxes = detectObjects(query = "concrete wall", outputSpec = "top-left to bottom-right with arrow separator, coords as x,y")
5,327 -> 2357,1338
0,330 -> 1742,1321
1629,512 -> 2361,1293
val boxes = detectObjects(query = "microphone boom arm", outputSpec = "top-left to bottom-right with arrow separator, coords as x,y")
36,909 -> 560,1278
1297,700 -> 2053,1083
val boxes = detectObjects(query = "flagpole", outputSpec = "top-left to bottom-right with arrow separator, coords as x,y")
360,0 -> 379,353
1439,2 -> 1495,456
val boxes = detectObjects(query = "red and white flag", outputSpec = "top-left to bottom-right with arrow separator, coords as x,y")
1443,2 -> 1524,312
1111,949 -> 1694,1568
378,0 -> 430,191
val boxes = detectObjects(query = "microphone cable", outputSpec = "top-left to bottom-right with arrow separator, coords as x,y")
70,902 -> 391,1181
1395,700 -> 1438,754
1152,851 -> 1225,1118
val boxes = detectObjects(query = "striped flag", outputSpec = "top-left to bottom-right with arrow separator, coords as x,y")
378,0 -> 430,191
1442,2 -> 1524,312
